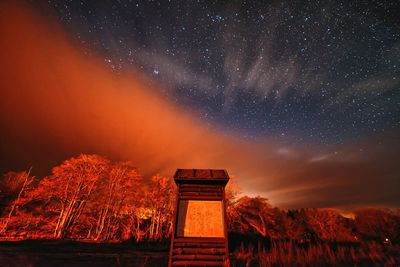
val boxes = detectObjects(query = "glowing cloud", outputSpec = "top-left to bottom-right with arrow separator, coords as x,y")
0,2 -> 399,209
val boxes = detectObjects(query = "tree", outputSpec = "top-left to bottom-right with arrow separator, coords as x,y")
90,161 -> 143,241
145,175 -> 176,240
38,154 -> 110,238
232,196 -> 273,237
267,207 -> 290,240
225,176 -> 242,231
225,176 -> 241,208
285,209 -> 314,242
305,209 -> 355,242
0,169 -> 35,234
355,208 -> 400,243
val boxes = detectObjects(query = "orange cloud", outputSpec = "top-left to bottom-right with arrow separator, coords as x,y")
0,1 -> 267,191
1,2 -> 399,209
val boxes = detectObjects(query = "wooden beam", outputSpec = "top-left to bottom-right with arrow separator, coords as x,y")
171,260 -> 223,266
178,195 -> 223,200
173,237 -> 224,243
172,254 -> 224,261
173,248 -> 226,255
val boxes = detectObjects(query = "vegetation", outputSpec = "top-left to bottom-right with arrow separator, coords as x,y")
0,154 -> 399,266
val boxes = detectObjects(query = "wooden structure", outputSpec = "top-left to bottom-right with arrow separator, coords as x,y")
169,169 -> 230,267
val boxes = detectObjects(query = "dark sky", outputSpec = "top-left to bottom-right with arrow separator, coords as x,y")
1,1 -> 400,209
45,0 -> 400,146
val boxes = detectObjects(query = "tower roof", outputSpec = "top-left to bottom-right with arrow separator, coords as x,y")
173,169 -> 229,185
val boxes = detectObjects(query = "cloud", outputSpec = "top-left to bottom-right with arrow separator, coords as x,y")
0,2 -> 399,210
268,133 -> 400,209
220,27 -> 304,107
135,51 -> 215,95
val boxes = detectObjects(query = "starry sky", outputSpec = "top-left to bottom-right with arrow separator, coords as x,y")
1,1 -> 400,209
45,0 -> 400,146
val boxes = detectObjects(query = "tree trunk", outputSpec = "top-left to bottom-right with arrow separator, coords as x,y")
1,169 -> 32,233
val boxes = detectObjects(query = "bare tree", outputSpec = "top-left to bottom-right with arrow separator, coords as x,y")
0,169 -> 35,233
37,154 -> 109,238
145,175 -> 176,240
92,161 -> 143,241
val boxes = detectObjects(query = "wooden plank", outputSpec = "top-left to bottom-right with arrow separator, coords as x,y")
168,184 -> 180,267
173,242 -> 225,248
172,260 -> 224,267
173,169 -> 229,185
173,248 -> 226,255
180,192 -> 222,197
180,184 -> 221,189
180,188 -> 221,192
180,185 -> 221,189
179,191 -> 222,195
174,169 -> 229,179
222,189 -> 230,266
175,181 -> 229,188
195,169 -> 212,178
178,192 -> 223,197
179,187 -> 222,192
179,192 -> 222,196
172,255 -> 224,261
178,195 -> 222,200
174,237 -> 225,243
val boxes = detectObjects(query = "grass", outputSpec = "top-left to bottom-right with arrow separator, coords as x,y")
231,240 -> 400,266
0,239 -> 399,266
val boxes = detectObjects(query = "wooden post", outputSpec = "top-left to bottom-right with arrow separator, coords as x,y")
169,169 -> 230,267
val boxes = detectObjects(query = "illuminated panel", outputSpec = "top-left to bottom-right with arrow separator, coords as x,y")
176,200 -> 224,238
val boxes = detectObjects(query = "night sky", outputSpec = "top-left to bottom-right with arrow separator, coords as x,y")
47,0 -> 400,146
1,1 -> 400,209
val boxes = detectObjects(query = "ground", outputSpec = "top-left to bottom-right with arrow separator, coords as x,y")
0,240 -> 168,267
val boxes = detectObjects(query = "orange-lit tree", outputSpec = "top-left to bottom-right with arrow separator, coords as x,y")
303,209 -> 355,242
145,175 -> 176,240
231,196 -> 273,237
38,154 -> 110,238
225,176 -> 242,231
90,161 -> 143,241
355,208 -> 400,243
0,170 -> 35,234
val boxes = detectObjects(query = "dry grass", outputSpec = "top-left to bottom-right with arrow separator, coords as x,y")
232,241 -> 400,266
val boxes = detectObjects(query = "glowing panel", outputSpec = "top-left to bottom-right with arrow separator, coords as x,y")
176,200 -> 224,238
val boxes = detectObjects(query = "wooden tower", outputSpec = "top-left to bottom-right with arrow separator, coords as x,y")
168,169 -> 230,267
